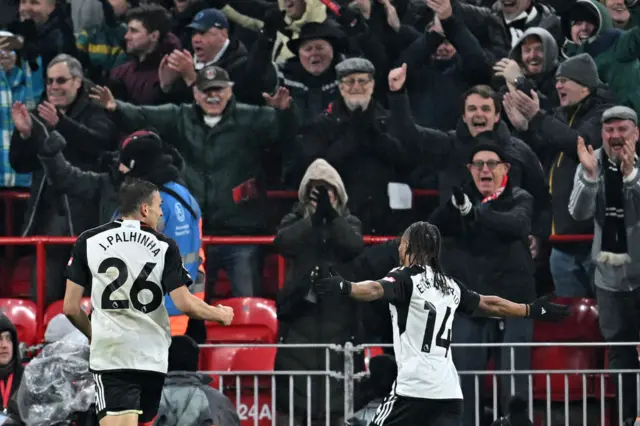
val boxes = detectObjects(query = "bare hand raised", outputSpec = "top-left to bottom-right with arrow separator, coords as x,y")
388,63 -> 407,92
577,136 -> 598,180
89,85 -> 117,112
11,102 -> 32,138
263,87 -> 292,110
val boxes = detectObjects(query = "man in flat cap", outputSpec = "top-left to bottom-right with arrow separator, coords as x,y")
570,105 -> 640,425
90,65 -> 300,298
289,57 -> 412,235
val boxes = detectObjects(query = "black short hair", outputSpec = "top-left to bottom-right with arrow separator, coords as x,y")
118,178 -> 158,216
462,85 -> 502,115
125,3 -> 171,40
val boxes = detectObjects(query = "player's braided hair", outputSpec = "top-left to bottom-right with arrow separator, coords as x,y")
402,221 -> 452,294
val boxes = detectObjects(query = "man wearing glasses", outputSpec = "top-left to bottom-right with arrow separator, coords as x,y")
9,52 -> 117,305
428,142 -> 537,426
289,57 -> 413,235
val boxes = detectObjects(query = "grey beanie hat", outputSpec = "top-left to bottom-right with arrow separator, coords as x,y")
555,53 -> 600,89
335,57 -> 375,80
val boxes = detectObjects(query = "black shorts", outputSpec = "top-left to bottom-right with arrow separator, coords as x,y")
93,370 -> 166,423
370,394 -> 463,426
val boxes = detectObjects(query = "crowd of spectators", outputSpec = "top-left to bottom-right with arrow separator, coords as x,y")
2,0 -> 640,424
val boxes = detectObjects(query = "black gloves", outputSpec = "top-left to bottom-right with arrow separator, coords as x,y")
262,8 -> 286,37
314,275 -> 352,297
526,296 -> 570,321
311,186 -> 338,226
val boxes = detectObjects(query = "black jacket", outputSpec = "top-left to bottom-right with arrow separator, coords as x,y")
9,86 -> 117,236
34,2 -> 78,68
429,183 -> 536,303
289,98 -> 412,234
387,89 -> 551,239
396,12 -> 492,131
517,87 -> 614,236
273,204 -> 364,417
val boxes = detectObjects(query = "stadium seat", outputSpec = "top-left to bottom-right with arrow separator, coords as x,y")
206,298 -> 278,344
0,299 -> 37,346
533,297 -> 601,342
225,391 -> 273,426
364,346 -> 385,372
532,346 -> 598,401
200,346 -> 277,391
5,256 -> 33,298
43,298 -> 92,331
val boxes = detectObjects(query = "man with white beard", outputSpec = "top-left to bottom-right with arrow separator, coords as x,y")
289,57 -> 413,235
90,64 -> 300,298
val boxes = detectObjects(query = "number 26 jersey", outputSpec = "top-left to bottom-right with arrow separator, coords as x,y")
66,219 -> 192,374
379,265 -> 480,400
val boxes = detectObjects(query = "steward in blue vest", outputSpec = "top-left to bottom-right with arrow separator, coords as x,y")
29,122 -> 202,313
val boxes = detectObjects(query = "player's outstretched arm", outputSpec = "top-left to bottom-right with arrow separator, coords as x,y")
475,295 -> 569,321
314,276 -> 385,301
63,280 -> 92,340
169,286 -> 234,325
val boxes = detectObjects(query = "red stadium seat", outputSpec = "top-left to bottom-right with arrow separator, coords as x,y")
0,299 -> 37,346
43,297 -> 92,331
206,298 -> 278,344
533,297 -> 601,342
532,346 -> 598,401
5,256 -> 33,299
364,346 -> 385,372
200,346 -> 276,391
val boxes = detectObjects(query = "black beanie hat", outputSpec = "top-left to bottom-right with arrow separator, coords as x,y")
168,335 -> 200,372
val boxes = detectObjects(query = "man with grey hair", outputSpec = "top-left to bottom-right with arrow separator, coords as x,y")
8,52 -> 118,304
290,57 -> 412,235
569,105 -> 640,425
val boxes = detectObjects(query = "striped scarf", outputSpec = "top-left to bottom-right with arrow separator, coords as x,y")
599,150 -> 631,265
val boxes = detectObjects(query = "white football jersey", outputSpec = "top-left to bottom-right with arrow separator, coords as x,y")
66,219 -> 192,374
378,265 -> 480,399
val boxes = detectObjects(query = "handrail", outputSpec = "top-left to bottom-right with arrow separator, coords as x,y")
0,233 -> 597,340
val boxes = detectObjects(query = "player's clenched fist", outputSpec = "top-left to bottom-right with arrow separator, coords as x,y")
216,304 -> 234,326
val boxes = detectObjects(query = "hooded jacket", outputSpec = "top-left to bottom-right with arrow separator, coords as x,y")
561,0 -> 640,115
492,0 -> 562,48
509,27 -> 560,110
0,314 -> 24,416
274,159 -> 364,418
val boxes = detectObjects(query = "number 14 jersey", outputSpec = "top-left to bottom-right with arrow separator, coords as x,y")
379,265 -> 481,400
66,219 -> 192,374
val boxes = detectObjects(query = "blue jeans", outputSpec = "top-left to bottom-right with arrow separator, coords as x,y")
206,244 -> 262,297
452,315 -> 533,426
549,247 -> 595,297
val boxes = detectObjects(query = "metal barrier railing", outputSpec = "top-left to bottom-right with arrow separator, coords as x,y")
197,342 -> 640,426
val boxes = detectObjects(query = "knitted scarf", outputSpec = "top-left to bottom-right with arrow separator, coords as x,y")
598,150 -> 631,265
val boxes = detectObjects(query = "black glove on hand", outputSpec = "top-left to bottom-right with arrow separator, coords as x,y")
452,186 -> 465,206
262,8 -> 286,37
526,295 -> 570,321
314,275 -> 352,297
316,186 -> 338,222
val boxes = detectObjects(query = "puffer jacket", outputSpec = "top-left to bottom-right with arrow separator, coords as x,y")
508,27 -> 560,110
273,159 -> 365,419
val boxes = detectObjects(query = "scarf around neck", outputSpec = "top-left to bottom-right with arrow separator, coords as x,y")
482,175 -> 509,203
598,150 -> 631,266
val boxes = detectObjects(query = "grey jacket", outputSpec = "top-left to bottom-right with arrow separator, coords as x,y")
154,372 -> 240,426
568,148 -> 640,292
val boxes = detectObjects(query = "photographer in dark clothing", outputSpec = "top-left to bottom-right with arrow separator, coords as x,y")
429,142 -> 536,426
273,158 -> 364,426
